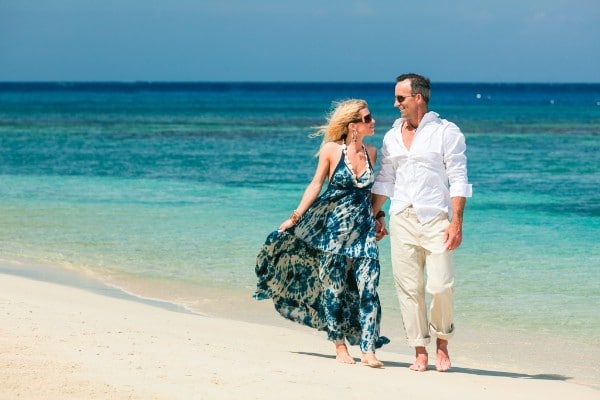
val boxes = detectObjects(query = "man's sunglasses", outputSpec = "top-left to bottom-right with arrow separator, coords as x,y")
351,113 -> 373,124
395,94 -> 415,103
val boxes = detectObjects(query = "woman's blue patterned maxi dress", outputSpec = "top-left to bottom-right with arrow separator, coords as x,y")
254,148 -> 389,352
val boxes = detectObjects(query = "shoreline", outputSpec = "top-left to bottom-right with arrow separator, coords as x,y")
1,270 -> 598,399
1,260 -> 598,396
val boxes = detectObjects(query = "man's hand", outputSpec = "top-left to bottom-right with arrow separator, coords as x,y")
444,221 -> 462,251
375,219 -> 388,241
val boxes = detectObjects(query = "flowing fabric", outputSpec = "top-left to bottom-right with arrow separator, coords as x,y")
254,149 -> 389,351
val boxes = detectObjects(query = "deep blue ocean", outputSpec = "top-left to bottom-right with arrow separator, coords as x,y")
0,82 -> 598,386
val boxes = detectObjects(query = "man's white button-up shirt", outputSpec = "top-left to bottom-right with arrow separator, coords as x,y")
372,111 -> 473,224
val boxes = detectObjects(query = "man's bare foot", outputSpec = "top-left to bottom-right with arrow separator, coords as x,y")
409,346 -> 428,372
335,342 -> 356,364
361,352 -> 384,368
435,339 -> 451,372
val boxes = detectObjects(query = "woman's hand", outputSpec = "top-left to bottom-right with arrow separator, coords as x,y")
375,219 -> 388,241
278,219 -> 295,232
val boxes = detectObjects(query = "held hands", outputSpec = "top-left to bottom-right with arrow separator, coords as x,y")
375,219 -> 388,241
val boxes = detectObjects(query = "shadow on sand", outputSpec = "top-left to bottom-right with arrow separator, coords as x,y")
291,351 -> 570,382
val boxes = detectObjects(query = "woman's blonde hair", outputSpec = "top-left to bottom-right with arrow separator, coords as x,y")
310,99 -> 368,153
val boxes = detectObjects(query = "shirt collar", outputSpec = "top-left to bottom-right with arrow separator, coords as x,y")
392,111 -> 441,130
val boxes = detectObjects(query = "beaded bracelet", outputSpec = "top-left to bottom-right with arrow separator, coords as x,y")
375,210 -> 386,219
290,210 -> 302,225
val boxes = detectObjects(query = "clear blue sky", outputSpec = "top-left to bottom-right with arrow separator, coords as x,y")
1,0 -> 599,82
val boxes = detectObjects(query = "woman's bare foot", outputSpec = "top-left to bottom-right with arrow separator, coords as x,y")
409,346 -> 428,372
435,339 -> 451,372
335,342 -> 356,364
361,352 -> 384,368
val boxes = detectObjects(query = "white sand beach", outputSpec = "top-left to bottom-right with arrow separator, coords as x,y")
1,271 -> 597,400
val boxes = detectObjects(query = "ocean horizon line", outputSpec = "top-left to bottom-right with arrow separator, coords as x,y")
1,80 -> 599,86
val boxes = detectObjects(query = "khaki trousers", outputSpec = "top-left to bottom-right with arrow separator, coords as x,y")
389,208 -> 455,347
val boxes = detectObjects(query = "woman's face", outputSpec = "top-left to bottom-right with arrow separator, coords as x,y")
353,108 -> 375,137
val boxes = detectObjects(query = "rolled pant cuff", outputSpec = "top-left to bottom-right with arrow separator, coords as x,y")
430,323 -> 455,341
407,338 -> 431,347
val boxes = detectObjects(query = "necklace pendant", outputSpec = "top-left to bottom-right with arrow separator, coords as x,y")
342,143 -> 369,186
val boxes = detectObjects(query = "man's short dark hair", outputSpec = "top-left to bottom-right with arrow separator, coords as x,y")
396,73 -> 431,104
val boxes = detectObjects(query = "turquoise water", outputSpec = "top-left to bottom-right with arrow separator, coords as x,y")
1,82 -> 599,385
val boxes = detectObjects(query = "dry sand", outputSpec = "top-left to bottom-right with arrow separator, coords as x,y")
1,272 -> 597,400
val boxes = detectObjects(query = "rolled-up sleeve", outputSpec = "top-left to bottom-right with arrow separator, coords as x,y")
372,137 -> 396,197
444,124 -> 473,198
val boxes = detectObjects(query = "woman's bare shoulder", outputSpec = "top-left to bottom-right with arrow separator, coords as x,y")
365,143 -> 378,157
322,140 -> 341,150
364,143 -> 378,152
320,141 -> 341,156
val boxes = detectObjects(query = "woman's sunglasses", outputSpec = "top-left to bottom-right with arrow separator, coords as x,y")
351,113 -> 373,124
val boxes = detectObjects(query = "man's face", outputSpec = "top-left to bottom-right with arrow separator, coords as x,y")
394,81 -> 415,118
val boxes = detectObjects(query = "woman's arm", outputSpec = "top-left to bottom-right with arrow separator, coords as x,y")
278,143 -> 335,232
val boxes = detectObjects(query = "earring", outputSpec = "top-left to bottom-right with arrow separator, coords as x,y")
352,130 -> 358,142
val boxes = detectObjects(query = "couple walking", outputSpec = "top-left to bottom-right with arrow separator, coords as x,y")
254,73 -> 472,371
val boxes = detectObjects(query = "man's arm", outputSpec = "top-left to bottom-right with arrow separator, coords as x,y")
444,196 -> 466,250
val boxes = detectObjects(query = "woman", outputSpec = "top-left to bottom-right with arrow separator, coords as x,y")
254,99 -> 388,367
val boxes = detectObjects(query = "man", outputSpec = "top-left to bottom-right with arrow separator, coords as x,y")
371,73 -> 472,372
